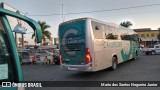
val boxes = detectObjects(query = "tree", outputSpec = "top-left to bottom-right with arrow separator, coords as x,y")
31,32 -> 37,45
120,21 -> 133,28
32,21 -> 52,44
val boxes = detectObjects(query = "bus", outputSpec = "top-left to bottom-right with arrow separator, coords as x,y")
0,3 -> 42,90
58,17 -> 140,72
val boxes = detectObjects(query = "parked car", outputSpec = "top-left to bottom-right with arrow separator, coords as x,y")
36,50 -> 53,56
19,51 -> 33,64
143,44 -> 160,55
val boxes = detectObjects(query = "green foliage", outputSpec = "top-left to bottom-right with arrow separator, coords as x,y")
157,28 -> 160,41
120,21 -> 133,28
32,21 -> 52,44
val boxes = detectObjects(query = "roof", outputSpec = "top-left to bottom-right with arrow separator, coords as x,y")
134,28 -> 158,32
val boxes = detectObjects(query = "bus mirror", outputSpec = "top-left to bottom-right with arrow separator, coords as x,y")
138,38 -> 142,43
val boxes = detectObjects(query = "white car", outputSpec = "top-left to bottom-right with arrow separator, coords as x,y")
143,44 -> 160,55
36,50 -> 53,56
19,51 -> 33,64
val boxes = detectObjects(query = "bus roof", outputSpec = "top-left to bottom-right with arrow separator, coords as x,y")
59,17 -> 132,31
59,17 -> 88,26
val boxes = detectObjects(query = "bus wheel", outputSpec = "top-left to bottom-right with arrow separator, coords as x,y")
133,51 -> 138,60
111,57 -> 117,70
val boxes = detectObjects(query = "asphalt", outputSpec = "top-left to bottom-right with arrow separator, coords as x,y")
22,54 -> 160,90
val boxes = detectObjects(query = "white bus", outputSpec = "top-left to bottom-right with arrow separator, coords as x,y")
58,18 -> 140,72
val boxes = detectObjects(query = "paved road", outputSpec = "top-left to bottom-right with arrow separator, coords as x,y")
22,54 -> 160,90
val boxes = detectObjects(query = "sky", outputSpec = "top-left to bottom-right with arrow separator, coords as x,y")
1,0 -> 160,44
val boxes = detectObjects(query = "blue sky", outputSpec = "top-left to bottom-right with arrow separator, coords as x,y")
1,0 -> 160,44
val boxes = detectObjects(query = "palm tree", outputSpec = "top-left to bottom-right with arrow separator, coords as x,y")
120,21 -> 133,28
31,32 -> 37,45
32,21 -> 52,44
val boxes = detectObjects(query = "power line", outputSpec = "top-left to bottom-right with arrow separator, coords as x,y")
27,3 -> 160,16
107,9 -> 160,18
97,9 -> 160,20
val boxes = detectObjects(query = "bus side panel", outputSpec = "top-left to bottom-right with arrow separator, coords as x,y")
93,39 -> 107,71
120,41 -> 137,62
94,40 -> 126,71
121,41 -> 130,61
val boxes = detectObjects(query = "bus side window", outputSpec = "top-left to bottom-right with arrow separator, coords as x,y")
120,29 -> 130,41
95,25 -> 99,30
105,25 -> 118,40
133,34 -> 139,41
91,21 -> 104,39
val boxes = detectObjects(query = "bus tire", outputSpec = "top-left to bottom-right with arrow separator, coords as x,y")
111,56 -> 117,70
133,51 -> 138,60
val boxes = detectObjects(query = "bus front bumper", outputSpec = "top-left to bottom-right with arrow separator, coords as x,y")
60,63 -> 92,71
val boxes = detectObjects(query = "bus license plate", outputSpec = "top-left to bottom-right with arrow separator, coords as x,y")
68,67 -> 77,70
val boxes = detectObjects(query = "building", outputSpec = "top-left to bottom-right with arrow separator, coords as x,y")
134,28 -> 159,47
18,37 -> 28,46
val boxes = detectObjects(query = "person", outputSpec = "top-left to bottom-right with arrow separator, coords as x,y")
48,59 -> 51,64
43,56 -> 48,64
33,54 -> 37,64
52,49 -> 55,64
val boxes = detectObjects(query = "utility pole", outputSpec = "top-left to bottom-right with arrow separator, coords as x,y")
62,4 -> 64,22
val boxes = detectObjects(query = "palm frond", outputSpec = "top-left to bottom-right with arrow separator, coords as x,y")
37,20 -> 52,44
120,21 -> 132,28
